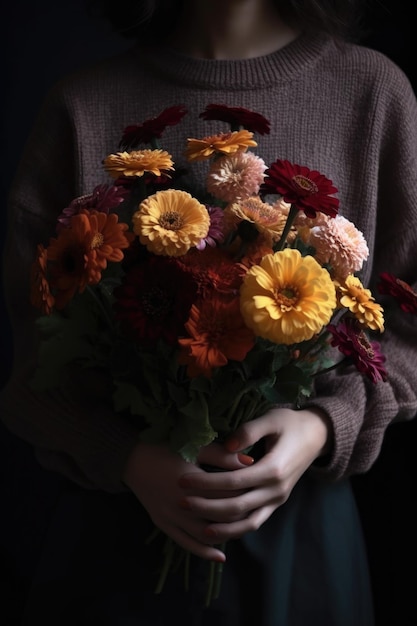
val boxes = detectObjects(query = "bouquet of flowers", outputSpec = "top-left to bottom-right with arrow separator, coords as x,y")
31,102 -> 407,605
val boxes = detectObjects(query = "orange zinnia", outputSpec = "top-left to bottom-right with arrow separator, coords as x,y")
103,149 -> 174,178
178,295 -> 255,378
185,130 -> 257,162
30,244 -> 55,315
47,210 -> 132,305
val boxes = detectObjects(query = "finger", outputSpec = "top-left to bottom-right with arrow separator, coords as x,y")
224,412 -> 276,453
179,494 -> 249,523
179,461 -> 264,492
180,486 -> 285,523
197,443 -> 254,470
202,505 -> 277,543
166,524 -> 227,561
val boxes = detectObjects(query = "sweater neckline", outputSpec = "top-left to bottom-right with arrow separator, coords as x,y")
130,32 -> 334,90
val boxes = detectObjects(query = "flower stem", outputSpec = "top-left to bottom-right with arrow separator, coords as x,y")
184,551 -> 190,592
275,203 -> 299,251
312,356 -> 349,378
205,543 -> 227,607
154,537 -> 175,595
205,561 -> 216,607
85,285 -> 115,330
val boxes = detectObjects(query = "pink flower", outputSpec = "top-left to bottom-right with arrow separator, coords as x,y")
304,215 -> 369,280
206,151 -> 267,203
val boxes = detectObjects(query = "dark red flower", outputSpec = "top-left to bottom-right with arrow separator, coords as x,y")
176,246 -> 245,299
113,255 -> 198,347
261,159 -> 339,219
143,165 -> 189,191
119,105 -> 188,148
327,317 -> 387,384
377,272 -> 417,314
199,104 -> 271,135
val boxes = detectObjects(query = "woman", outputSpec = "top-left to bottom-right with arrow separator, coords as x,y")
1,1 -> 417,624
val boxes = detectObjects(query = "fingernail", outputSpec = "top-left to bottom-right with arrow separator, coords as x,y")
238,453 -> 254,466
179,498 -> 192,510
212,555 -> 226,563
225,437 -> 240,452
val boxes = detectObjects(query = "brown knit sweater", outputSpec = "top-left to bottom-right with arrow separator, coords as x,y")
2,32 -> 417,492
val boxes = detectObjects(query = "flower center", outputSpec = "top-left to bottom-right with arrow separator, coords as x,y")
293,174 -> 318,195
160,211 -> 184,231
61,246 -> 85,274
91,233 -> 104,249
142,287 -> 171,318
276,286 -> 299,309
237,220 -> 259,243
356,330 -> 375,358
349,285 -> 368,302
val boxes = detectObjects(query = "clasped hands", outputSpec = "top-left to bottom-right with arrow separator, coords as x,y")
123,406 -> 330,563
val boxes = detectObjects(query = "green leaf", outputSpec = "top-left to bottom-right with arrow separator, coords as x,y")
273,363 -> 315,403
113,381 -> 174,442
172,391 -> 217,462
30,307 -> 101,390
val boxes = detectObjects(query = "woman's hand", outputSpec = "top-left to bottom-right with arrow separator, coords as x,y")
178,407 -> 332,544
122,440 -> 253,561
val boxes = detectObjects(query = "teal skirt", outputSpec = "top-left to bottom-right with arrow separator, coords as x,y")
18,473 -> 374,626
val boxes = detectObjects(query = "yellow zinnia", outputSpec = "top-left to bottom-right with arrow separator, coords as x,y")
336,275 -> 385,331
103,149 -> 174,178
133,189 -> 210,257
240,248 -> 336,344
224,196 -> 293,246
185,130 -> 257,162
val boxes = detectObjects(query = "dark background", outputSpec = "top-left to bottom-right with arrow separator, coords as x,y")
1,1 -> 416,625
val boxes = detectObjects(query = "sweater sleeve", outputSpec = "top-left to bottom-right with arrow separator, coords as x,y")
309,74 -> 417,481
0,84 -> 141,493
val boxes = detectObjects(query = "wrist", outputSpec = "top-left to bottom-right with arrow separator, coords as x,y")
302,406 -> 333,459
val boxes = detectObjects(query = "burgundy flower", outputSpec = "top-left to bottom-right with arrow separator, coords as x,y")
327,317 -> 387,384
143,165 -> 189,191
119,105 -> 188,149
57,184 -> 128,230
199,104 -> 271,135
113,255 -> 198,347
261,159 -> 339,219
378,272 -> 417,314
196,205 -> 225,250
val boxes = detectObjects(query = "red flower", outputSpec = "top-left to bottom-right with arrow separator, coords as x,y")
199,104 -> 270,135
113,255 -> 198,346
261,159 -> 339,218
120,106 -> 188,148
377,272 -> 417,314
327,317 -> 387,384
177,247 -> 245,299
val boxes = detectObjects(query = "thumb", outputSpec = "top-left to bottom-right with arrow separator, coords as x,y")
224,419 -> 267,455
197,442 -> 254,470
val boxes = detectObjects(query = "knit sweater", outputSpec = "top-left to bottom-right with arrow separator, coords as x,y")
2,31 -> 417,492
